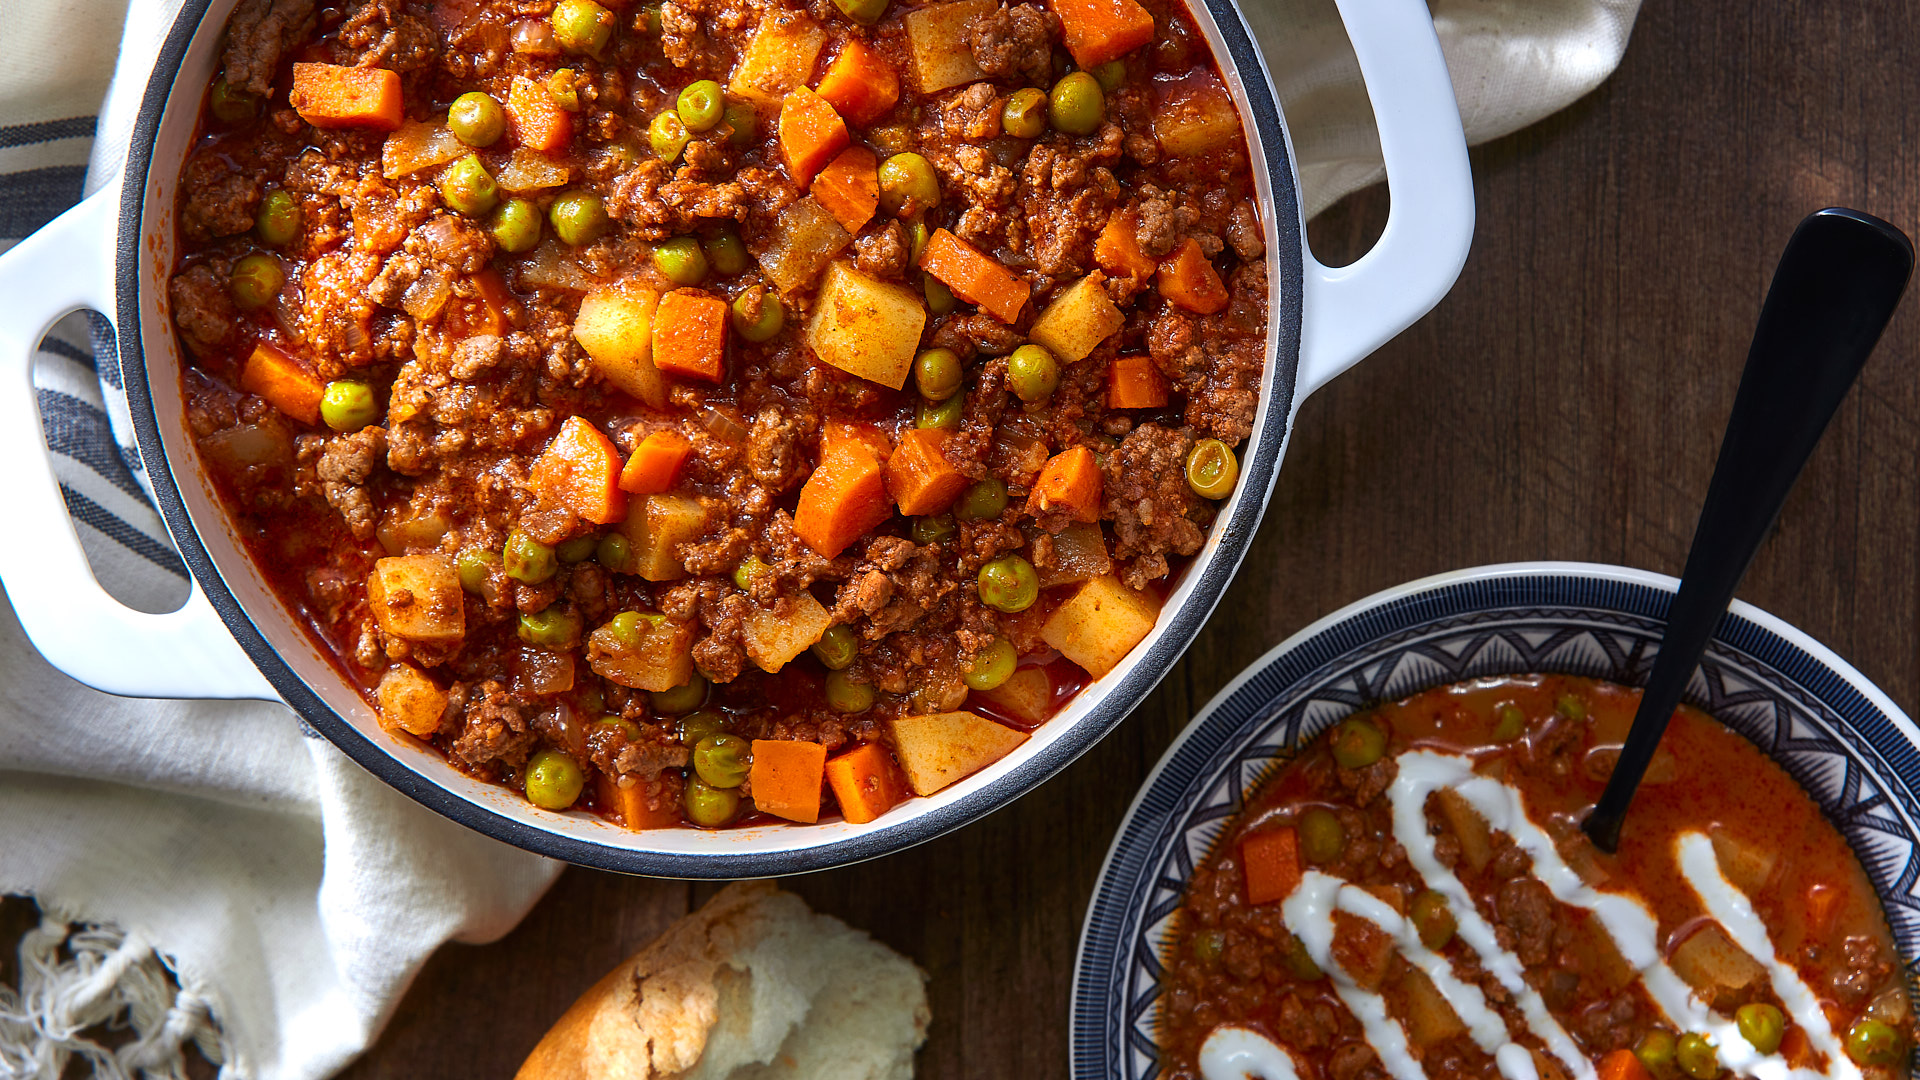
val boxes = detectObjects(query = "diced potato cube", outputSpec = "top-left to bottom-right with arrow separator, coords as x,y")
367,555 -> 465,645
1331,911 -> 1394,989
805,260 -> 927,390
973,666 -> 1052,725
1669,922 -> 1767,1004
1709,825 -> 1778,894
730,10 -> 827,107
618,494 -> 708,581
758,197 -> 852,294
1035,521 -> 1113,588
1393,968 -> 1466,1047
1434,788 -> 1493,872
1029,272 -> 1125,363
573,284 -> 666,408
743,591 -> 834,673
587,615 -> 695,691
1152,73 -> 1244,159
376,663 -> 447,736
1040,574 -> 1158,678
904,0 -> 995,93
889,711 -> 1030,796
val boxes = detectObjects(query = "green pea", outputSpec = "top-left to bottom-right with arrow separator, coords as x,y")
1329,716 -> 1387,770
1676,1033 -> 1721,1079
518,607 -> 581,647
953,478 -> 1007,521
1492,703 -> 1525,741
255,190 -> 300,247
650,109 -> 690,163
208,78 -> 258,124
911,514 -> 957,545
228,253 -> 284,311
504,530 -> 557,584
595,715 -> 640,740
679,709 -> 728,747
448,91 -> 506,147
831,0 -> 887,24
525,749 -> 585,809
490,198 -> 543,254
914,347 -> 964,402
677,79 -> 725,132
732,554 -> 772,592
1002,87 -> 1048,138
1006,343 -> 1059,403
730,290 -> 785,342
812,624 -> 858,670
1410,890 -> 1456,950
963,637 -> 1017,691
595,532 -> 634,574
924,274 -> 956,315
1049,71 -> 1105,136
320,380 -> 379,431
1185,439 -> 1239,500
1735,1003 -> 1785,1056
1635,1031 -> 1680,1080
651,671 -> 708,714
915,395 -> 963,430
723,100 -> 757,147
1280,933 -> 1323,981
1846,1018 -> 1904,1067
1191,928 -> 1225,966
878,153 -> 940,217
652,236 -> 708,285
639,4 -> 662,34
604,610 -> 647,647
978,556 -> 1038,613
557,535 -> 599,563
440,154 -> 499,217
703,230 -> 749,276
825,669 -> 875,713
457,548 -> 501,594
908,221 -> 930,265
693,732 -> 752,788
546,69 -> 581,112
1091,60 -> 1126,91
1555,692 -> 1588,721
683,774 -> 741,827
549,191 -> 611,246
552,0 -> 615,54
1298,808 -> 1345,865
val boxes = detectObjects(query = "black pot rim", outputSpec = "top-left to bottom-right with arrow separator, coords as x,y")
112,0 -> 1307,878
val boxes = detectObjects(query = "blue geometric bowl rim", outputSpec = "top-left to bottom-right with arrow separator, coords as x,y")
1068,560 -> 1920,1078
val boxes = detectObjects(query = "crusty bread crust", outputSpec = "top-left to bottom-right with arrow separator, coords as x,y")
515,881 -> 927,1080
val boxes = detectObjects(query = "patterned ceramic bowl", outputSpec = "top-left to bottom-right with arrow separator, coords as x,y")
1070,561 -> 1920,1078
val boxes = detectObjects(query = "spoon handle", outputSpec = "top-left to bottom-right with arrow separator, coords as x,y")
1584,208 -> 1912,853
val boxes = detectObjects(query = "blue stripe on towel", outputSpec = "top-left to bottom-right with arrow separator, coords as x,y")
37,389 -> 152,504
59,485 -> 190,580
0,116 -> 97,149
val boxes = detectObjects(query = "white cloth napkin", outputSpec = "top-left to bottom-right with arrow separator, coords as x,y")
0,0 -> 1641,1076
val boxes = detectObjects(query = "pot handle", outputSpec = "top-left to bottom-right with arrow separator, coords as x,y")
0,186 -> 277,700
1295,0 -> 1476,398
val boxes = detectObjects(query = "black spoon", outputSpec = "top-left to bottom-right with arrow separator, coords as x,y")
1583,208 -> 1913,854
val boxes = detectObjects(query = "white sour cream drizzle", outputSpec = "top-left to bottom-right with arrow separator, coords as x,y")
1199,749 -> 1863,1080
1199,1026 -> 1303,1080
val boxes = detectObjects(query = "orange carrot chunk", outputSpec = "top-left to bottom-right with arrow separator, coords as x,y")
619,430 -> 694,495
919,228 -> 1031,324
885,427 -> 970,516
531,415 -> 628,525
749,739 -> 829,823
594,771 -> 681,829
1094,210 -> 1158,279
240,341 -> 325,425
814,39 -> 901,128
1157,237 -> 1230,315
1241,827 -> 1302,905
810,145 -> 880,233
1107,355 -> 1168,409
290,63 -> 404,131
1027,445 -> 1102,523
778,86 -> 850,190
1046,0 -> 1154,69
1597,1050 -> 1652,1080
506,74 -> 573,154
651,289 -> 729,382
795,423 -> 894,558
824,742 -> 907,824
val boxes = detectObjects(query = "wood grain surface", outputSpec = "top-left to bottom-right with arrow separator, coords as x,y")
342,2 -> 1920,1075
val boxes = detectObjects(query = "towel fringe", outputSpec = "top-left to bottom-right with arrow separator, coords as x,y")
0,908 -> 233,1080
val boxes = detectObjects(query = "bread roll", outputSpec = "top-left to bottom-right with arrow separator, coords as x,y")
515,881 -> 930,1080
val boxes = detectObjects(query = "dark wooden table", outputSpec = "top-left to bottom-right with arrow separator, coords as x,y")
345,2 -> 1920,1075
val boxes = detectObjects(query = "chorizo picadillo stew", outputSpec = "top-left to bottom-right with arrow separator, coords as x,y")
168,0 -> 1268,827
1161,676 -> 1914,1080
